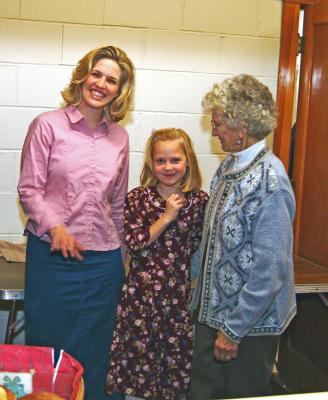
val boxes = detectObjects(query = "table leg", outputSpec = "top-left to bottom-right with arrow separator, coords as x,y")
5,300 -> 17,344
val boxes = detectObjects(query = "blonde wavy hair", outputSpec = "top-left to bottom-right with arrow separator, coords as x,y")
61,46 -> 135,122
203,74 -> 276,140
140,128 -> 202,192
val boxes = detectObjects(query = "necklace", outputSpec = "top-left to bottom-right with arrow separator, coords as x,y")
146,187 -> 193,211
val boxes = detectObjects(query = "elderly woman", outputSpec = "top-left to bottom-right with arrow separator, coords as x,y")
18,46 -> 134,400
191,74 -> 296,399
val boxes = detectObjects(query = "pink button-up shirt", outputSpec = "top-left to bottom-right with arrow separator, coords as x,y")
18,105 -> 129,251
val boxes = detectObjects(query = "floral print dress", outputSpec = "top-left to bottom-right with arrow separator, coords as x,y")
106,186 -> 208,400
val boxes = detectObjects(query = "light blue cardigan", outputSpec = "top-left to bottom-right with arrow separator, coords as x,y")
191,146 -> 297,343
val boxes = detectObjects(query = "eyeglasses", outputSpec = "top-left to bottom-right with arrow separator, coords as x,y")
211,120 -> 222,130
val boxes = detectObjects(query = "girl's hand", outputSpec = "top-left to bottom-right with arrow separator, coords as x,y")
147,193 -> 185,245
162,194 -> 185,223
49,226 -> 85,261
214,330 -> 238,362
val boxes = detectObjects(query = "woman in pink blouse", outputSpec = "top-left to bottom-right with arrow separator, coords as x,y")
18,46 -> 134,400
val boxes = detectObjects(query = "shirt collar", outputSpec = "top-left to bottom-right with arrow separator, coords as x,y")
232,139 -> 266,172
64,105 -> 110,131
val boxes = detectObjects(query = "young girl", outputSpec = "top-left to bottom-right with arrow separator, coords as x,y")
106,128 -> 208,399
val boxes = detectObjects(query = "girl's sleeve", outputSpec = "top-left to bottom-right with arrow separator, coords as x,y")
17,117 -> 64,236
124,190 -> 151,256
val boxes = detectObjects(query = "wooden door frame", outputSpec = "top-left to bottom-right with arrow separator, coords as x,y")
273,1 -> 300,169
274,0 -> 317,253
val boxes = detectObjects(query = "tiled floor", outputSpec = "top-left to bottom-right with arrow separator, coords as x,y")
120,378 -> 288,400
126,397 -> 143,400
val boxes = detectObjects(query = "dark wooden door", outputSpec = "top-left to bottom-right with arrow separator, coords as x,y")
273,0 -> 328,268
296,2 -> 328,266
277,1 -> 328,393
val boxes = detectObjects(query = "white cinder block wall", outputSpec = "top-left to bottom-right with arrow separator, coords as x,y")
0,0 -> 282,244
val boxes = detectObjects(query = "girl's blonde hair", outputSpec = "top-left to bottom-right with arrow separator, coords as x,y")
140,128 -> 202,192
61,46 -> 135,122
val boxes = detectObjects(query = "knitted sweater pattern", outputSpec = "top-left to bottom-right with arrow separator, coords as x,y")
192,147 -> 296,342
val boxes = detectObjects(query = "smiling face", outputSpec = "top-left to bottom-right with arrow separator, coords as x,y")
211,109 -> 244,153
80,58 -> 121,113
152,140 -> 188,190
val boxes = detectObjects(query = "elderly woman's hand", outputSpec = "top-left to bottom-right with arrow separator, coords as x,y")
49,226 -> 84,261
214,330 -> 239,362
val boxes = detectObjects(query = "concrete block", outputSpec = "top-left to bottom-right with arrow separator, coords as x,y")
0,107 -> 48,150
120,111 -> 140,152
220,36 -> 280,77
198,154 -> 223,193
62,25 -> 143,67
257,0 -> 282,38
137,112 -> 219,154
0,194 -> 27,234
183,0 -> 258,36
0,152 -> 16,192
21,0 -> 104,24
104,0 -> 183,29
0,0 -> 20,18
14,151 -> 22,191
143,30 -> 221,73
128,152 -> 144,191
260,77 -> 278,99
17,65 -> 73,107
0,20 -> 62,64
0,65 -> 17,106
134,70 -> 226,114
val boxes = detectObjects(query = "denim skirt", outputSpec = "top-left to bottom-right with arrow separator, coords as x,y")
24,233 -> 125,400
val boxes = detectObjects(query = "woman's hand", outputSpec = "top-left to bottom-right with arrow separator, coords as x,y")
49,226 -> 85,261
162,194 -> 185,223
214,330 -> 239,362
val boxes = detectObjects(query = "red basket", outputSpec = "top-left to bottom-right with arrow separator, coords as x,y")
0,345 -> 84,399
